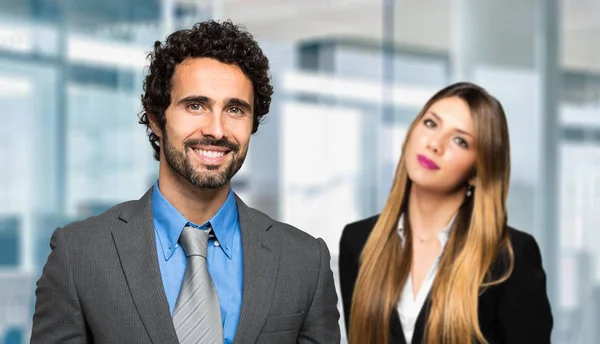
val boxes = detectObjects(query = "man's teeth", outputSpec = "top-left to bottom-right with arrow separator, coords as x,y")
194,149 -> 225,158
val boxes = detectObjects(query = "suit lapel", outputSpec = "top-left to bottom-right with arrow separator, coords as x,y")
233,194 -> 280,344
111,187 -> 179,344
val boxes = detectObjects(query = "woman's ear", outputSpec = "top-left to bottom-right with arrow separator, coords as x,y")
468,175 -> 477,188
468,164 -> 478,187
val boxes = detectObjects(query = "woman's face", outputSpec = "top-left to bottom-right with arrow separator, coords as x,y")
404,96 -> 477,194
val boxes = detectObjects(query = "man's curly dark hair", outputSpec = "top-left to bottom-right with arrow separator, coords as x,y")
139,20 -> 273,160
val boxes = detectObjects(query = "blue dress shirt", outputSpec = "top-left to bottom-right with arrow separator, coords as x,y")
152,182 -> 243,344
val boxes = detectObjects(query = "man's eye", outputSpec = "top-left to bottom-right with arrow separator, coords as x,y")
228,107 -> 244,115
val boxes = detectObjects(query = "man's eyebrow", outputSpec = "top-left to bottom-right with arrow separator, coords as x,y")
176,95 -> 212,106
225,98 -> 252,112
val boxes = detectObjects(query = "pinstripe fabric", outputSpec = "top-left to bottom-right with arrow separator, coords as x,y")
173,225 -> 223,344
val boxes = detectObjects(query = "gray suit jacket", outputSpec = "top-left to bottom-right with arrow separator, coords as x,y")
31,187 -> 340,344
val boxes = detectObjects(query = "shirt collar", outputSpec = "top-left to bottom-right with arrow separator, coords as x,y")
201,187 -> 238,259
152,182 -> 238,260
397,211 -> 457,247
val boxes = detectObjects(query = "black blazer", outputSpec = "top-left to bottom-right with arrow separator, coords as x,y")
339,215 -> 553,344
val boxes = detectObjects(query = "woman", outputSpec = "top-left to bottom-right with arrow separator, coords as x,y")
339,82 -> 552,344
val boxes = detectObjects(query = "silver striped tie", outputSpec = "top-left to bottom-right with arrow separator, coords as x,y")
173,225 -> 223,344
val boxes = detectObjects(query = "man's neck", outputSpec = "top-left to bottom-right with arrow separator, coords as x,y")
157,165 -> 231,225
407,185 -> 465,240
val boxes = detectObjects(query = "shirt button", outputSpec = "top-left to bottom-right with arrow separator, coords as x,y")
214,241 -> 220,247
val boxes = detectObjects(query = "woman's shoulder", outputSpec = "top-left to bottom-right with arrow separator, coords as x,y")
506,226 -> 544,263
507,226 -> 539,249
340,214 -> 380,253
491,226 -> 545,279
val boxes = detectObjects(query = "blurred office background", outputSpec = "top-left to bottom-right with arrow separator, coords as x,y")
0,0 -> 598,342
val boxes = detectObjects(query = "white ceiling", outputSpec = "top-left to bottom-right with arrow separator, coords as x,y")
176,0 -> 600,72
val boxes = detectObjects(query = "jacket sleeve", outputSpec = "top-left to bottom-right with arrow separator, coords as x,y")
31,227 -> 90,343
297,238 -> 341,344
497,233 -> 553,343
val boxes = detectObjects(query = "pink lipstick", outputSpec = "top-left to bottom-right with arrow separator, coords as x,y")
417,154 -> 439,170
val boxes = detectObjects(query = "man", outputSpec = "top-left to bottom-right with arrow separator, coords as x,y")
31,20 -> 340,344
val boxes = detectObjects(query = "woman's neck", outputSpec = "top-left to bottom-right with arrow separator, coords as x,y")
407,185 -> 465,241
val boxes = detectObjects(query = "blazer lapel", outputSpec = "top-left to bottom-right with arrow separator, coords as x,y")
390,310 -> 408,344
233,194 -> 280,344
410,296 -> 431,344
111,187 -> 179,344
390,294 -> 431,344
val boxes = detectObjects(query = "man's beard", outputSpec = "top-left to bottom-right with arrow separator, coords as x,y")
162,131 -> 246,189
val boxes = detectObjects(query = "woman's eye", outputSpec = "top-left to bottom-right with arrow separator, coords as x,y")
455,137 -> 469,148
424,119 -> 436,128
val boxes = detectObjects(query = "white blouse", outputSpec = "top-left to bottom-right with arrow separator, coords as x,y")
396,214 -> 456,343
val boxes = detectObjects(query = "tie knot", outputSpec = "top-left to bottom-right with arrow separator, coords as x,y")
179,225 -> 211,258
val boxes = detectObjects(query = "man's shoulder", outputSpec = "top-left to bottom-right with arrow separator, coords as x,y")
240,204 -> 330,265
58,199 -> 138,237
243,205 -> 319,245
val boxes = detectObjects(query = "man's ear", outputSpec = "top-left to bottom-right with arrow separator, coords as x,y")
148,113 -> 163,138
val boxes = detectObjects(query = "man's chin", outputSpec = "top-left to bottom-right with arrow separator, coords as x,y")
203,165 -> 224,172
186,171 -> 229,189
188,178 -> 228,190
195,182 -> 226,190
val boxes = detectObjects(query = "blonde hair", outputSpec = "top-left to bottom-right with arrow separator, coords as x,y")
349,82 -> 515,344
